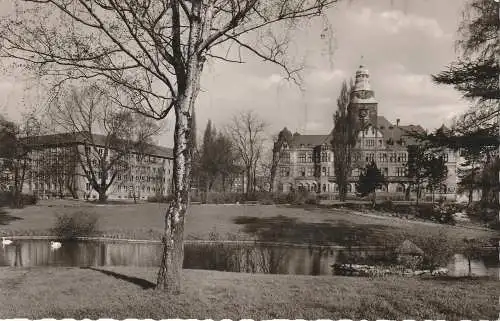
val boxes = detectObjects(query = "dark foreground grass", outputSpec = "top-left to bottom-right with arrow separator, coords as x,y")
0,266 -> 498,319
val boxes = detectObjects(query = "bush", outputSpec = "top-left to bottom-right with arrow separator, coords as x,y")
147,194 -> 174,203
0,192 -> 38,207
414,203 -> 455,225
21,194 -> 38,206
51,211 -> 99,239
411,231 -> 460,271
273,193 -> 289,204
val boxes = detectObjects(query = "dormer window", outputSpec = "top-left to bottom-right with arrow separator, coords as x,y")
389,126 -> 394,130
380,126 -> 385,130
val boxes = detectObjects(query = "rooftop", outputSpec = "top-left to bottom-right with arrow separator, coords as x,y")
22,132 -> 173,158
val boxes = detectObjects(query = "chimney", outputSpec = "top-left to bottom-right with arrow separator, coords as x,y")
396,118 -> 400,127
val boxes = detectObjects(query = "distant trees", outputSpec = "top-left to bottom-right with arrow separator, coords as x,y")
332,79 -> 356,202
0,113 -> 43,207
426,155 -> 449,203
227,111 -> 267,196
194,119 -> 240,196
406,142 -> 448,204
50,85 -> 160,203
357,161 -> 385,208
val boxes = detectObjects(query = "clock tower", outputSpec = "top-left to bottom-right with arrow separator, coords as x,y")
349,64 -> 378,131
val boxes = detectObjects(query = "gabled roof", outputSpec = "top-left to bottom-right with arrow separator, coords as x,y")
290,133 -> 332,148
22,132 -> 173,158
376,116 -> 424,147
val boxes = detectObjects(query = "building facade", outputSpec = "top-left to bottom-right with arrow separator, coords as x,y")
19,132 -> 173,201
274,65 -> 458,201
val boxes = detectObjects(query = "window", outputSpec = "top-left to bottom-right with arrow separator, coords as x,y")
306,152 -> 313,163
366,139 -> 375,147
299,152 -> 306,163
280,167 -> 290,177
396,167 -> 406,177
300,167 -> 306,177
306,167 -> 314,177
280,152 -> 290,164
322,167 -> 326,176
365,153 -> 375,162
321,151 -> 328,162
86,183 -> 91,191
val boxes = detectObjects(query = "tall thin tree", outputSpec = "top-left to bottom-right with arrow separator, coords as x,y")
332,79 -> 356,202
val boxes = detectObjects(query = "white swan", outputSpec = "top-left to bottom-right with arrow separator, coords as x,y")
2,237 -> 13,248
50,241 -> 62,250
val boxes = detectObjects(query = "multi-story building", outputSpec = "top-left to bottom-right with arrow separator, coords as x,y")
18,132 -> 173,201
274,65 -> 458,201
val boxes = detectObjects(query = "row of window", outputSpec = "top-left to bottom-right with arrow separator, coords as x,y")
280,166 -> 409,178
352,152 -> 407,163
85,147 -> 166,164
290,151 -> 331,163
117,174 -> 166,182
280,166 -> 331,177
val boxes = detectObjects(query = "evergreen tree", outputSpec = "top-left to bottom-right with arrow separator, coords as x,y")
357,161 -> 385,208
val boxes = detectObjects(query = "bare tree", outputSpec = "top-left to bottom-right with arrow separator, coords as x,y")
50,84 -> 160,203
227,110 -> 267,196
1,0 -> 339,292
0,113 -> 42,207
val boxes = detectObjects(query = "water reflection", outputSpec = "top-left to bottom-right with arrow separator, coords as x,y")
0,240 -> 497,277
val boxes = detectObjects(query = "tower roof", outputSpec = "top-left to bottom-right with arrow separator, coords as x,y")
353,64 -> 372,92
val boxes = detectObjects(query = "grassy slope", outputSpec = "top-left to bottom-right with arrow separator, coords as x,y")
0,266 -> 497,319
0,200 -> 496,244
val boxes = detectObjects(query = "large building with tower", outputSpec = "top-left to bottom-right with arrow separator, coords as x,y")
273,65 -> 458,201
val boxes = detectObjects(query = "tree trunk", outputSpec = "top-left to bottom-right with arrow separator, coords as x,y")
246,167 -> 252,197
468,258 -> 472,277
98,190 -> 107,203
156,46 -> 202,292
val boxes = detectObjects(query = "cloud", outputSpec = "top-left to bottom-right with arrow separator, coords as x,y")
348,7 -> 448,39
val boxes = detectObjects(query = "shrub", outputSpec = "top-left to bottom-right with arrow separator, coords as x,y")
411,231 -> 460,271
147,194 -> 174,203
51,211 -> 99,239
21,194 -> 38,206
376,200 -> 394,212
0,192 -> 38,207
273,193 -> 289,204
305,194 -> 318,205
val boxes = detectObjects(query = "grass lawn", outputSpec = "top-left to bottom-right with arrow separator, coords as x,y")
0,266 -> 497,319
0,199 -> 496,245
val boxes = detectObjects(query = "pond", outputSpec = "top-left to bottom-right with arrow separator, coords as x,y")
0,239 -> 498,277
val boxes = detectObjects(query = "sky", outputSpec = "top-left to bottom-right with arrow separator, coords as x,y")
0,0 -> 471,148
